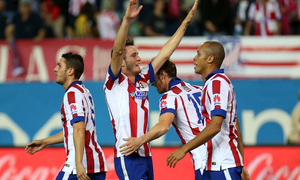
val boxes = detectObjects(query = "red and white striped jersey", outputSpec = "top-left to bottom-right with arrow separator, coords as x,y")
104,64 -> 156,158
159,77 -> 207,171
61,81 -> 107,174
248,1 -> 281,36
202,69 -> 243,171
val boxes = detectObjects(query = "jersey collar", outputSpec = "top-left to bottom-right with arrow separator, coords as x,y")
66,81 -> 82,91
169,77 -> 182,91
205,69 -> 224,81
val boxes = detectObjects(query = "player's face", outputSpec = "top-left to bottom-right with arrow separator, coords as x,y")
193,44 -> 208,74
151,73 -> 167,94
54,58 -> 68,85
124,46 -> 142,75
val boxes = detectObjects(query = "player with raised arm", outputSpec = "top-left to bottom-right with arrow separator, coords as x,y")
120,59 -> 206,179
103,0 -> 199,179
25,52 -> 107,180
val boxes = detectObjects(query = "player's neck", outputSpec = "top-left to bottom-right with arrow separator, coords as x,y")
63,78 -> 78,90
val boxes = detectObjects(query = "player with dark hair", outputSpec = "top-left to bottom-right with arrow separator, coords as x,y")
120,59 -> 207,179
103,0 -> 199,179
167,41 -> 250,180
26,52 -> 107,180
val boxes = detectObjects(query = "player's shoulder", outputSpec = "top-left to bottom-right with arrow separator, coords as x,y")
211,73 -> 231,84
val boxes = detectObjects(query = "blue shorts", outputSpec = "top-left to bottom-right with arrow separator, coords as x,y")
202,166 -> 242,180
56,171 -> 106,180
114,153 -> 154,180
195,168 -> 204,180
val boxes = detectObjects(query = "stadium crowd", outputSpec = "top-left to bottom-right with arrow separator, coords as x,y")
0,0 -> 300,41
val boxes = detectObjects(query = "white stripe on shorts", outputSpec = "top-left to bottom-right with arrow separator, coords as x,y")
62,172 -> 70,180
120,156 -> 130,180
224,168 -> 232,180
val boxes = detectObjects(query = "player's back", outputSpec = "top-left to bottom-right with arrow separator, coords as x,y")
160,80 -> 207,170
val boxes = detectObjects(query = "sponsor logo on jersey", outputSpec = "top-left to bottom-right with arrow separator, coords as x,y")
135,91 -> 148,99
213,95 -> 221,103
160,100 -> 167,109
138,81 -> 148,89
70,104 -> 78,114
130,91 -> 135,98
213,95 -> 221,106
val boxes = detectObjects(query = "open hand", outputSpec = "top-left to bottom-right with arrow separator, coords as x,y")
25,140 -> 47,155
166,148 -> 187,168
120,137 -> 143,156
124,0 -> 143,20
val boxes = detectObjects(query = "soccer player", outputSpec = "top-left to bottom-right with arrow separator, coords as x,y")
119,60 -> 207,179
103,0 -> 199,179
25,52 -> 107,180
167,41 -> 249,179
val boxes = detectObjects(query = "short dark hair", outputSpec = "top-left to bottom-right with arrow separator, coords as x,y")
157,59 -> 177,78
62,52 -> 84,79
110,38 -> 135,58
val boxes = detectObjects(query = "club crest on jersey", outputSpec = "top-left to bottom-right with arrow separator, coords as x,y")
135,90 -> 148,99
160,100 -> 167,109
138,81 -> 148,89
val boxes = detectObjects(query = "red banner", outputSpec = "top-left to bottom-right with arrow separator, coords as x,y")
0,39 -> 114,82
0,147 -> 299,180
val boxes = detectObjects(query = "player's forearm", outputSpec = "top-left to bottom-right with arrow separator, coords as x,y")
43,131 -> 64,145
236,117 -> 245,161
73,125 -> 86,164
110,17 -> 131,75
152,0 -> 197,73
181,116 -> 222,153
140,122 -> 170,144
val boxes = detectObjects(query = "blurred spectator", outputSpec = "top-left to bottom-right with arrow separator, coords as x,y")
233,0 -> 253,35
290,0 -> 300,34
244,0 -> 281,36
0,0 -> 6,39
287,90 -> 300,145
165,0 -> 181,35
66,0 -> 97,38
144,0 -> 167,36
200,0 -> 231,36
138,0 -> 154,35
74,2 -> 97,38
96,0 -> 120,40
278,0 -> 297,35
3,0 -> 18,23
5,0 -> 46,76
40,0 -> 65,38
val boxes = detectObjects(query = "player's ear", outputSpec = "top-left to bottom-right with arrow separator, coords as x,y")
207,55 -> 214,64
68,67 -> 75,76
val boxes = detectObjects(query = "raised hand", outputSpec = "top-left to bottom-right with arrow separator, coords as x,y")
184,0 -> 199,24
124,0 -> 143,20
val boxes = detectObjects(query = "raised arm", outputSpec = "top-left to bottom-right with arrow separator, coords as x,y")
110,0 -> 143,77
151,0 -> 198,74
120,113 -> 175,155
